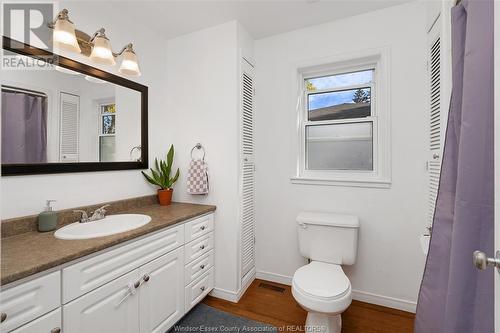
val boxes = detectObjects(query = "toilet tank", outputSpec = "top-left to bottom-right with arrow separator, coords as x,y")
297,211 -> 359,265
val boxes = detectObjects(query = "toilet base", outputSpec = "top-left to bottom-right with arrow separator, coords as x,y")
305,312 -> 342,333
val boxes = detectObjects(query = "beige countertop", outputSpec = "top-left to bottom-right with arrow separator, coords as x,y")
1,202 -> 216,285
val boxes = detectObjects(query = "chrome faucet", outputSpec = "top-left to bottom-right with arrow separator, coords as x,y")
91,204 -> 110,221
74,204 -> 110,223
73,209 -> 90,223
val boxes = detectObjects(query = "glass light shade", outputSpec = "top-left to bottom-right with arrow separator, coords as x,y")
119,49 -> 141,76
89,36 -> 116,65
53,19 -> 81,53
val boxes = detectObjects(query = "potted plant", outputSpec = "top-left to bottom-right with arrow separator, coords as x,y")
142,145 -> 180,206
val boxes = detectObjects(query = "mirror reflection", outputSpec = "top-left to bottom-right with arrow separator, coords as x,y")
1,65 -> 142,164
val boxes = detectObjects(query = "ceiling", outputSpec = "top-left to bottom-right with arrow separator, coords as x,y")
116,0 -> 414,40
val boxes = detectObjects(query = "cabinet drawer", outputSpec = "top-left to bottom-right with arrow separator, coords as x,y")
184,232 -> 214,264
62,224 -> 184,303
185,268 -> 214,313
184,250 -> 214,286
11,308 -> 61,333
185,214 -> 214,242
0,271 -> 60,332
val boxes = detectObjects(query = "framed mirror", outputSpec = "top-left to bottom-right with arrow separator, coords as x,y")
1,36 -> 148,175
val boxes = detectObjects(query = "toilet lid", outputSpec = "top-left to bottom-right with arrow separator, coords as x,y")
293,261 -> 350,300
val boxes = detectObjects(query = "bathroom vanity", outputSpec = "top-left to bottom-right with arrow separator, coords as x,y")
0,201 -> 215,333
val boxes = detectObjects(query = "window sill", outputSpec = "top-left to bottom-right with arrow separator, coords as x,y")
290,176 -> 391,189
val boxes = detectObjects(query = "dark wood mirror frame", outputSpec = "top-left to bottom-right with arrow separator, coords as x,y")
1,36 -> 148,176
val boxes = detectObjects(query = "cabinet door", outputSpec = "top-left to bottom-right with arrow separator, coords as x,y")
10,308 -> 61,333
63,270 -> 140,333
139,247 -> 184,333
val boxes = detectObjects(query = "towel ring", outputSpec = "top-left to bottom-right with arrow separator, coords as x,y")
191,143 -> 206,160
129,145 -> 142,162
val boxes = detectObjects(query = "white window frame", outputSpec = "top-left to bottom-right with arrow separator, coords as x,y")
291,48 -> 391,188
97,100 -> 116,161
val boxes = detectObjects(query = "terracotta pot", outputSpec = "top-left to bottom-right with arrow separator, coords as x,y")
157,188 -> 173,206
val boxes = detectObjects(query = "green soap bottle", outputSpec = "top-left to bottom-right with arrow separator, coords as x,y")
38,200 -> 58,232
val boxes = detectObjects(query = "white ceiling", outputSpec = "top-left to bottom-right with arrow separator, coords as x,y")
116,0 -> 413,40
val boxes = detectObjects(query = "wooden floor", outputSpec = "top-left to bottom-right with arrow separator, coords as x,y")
203,279 -> 415,333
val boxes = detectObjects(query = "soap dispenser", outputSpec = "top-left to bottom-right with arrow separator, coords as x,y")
38,200 -> 58,232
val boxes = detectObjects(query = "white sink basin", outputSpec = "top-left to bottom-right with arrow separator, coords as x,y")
54,214 -> 152,240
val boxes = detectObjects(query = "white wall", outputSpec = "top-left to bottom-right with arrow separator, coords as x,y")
254,2 -> 428,312
1,1 -> 170,218
164,21 -> 242,298
114,87 -> 142,161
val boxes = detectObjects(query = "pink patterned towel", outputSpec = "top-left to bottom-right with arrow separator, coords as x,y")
187,159 -> 209,195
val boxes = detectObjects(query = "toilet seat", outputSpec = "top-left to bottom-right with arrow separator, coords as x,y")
292,261 -> 352,314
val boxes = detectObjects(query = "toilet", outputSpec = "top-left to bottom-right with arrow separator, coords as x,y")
292,212 -> 359,333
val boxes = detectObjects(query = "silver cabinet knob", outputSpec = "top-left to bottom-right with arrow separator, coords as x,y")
143,274 -> 150,282
200,286 -> 206,291
200,245 -> 205,250
473,250 -> 500,271
0,312 -> 6,323
200,225 -> 206,230
51,328 -> 61,333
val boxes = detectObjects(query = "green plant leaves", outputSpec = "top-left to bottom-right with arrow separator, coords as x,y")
167,145 -> 174,168
141,145 -> 180,190
141,171 -> 159,187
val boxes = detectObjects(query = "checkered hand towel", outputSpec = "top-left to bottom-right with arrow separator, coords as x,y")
187,159 -> 209,195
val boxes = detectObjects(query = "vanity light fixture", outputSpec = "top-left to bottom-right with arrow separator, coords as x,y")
48,9 -> 81,53
47,9 -> 141,77
116,44 -> 141,76
89,28 -> 115,66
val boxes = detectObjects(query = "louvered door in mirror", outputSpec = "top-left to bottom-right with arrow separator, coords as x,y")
59,93 -> 80,162
427,21 -> 442,227
241,59 -> 255,280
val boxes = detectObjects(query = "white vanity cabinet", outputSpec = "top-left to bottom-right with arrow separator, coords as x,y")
63,270 -> 140,333
0,271 -> 61,332
0,212 -> 215,333
10,309 -> 61,333
139,247 -> 185,333
183,214 -> 215,313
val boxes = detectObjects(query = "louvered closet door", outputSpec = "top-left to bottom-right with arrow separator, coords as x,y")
59,92 -> 80,162
427,20 -> 442,226
241,59 -> 255,279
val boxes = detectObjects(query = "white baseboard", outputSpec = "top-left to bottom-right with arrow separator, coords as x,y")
351,290 -> 417,313
209,269 -> 256,303
210,287 -> 240,303
256,270 -> 292,285
255,270 -> 416,313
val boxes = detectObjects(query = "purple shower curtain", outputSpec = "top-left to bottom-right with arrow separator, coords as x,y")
1,90 -> 47,163
415,0 -> 494,332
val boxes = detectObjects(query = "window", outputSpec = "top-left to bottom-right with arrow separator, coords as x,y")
98,102 -> 116,162
305,69 -> 374,171
293,51 -> 390,187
